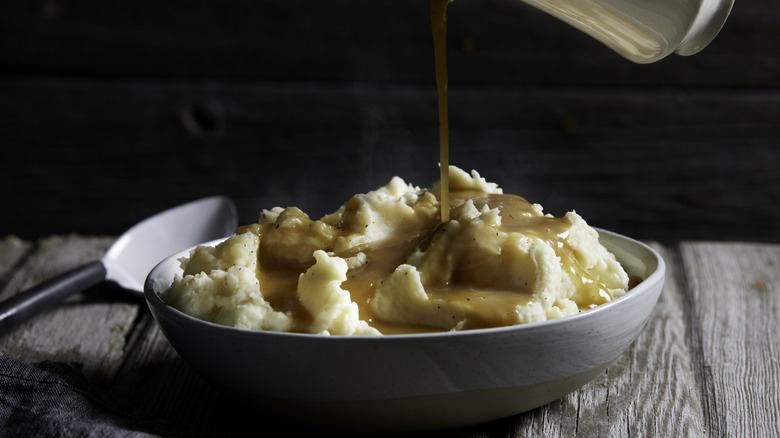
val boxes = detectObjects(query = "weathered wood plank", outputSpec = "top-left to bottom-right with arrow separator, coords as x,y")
0,235 -> 140,385
1,79 -> 778,243
500,242 -> 706,437
611,243 -> 707,436
2,238 -> 778,436
0,2 -> 776,246
1,0 -> 776,244
0,0 -> 771,88
681,241 -> 780,437
108,312 -> 234,437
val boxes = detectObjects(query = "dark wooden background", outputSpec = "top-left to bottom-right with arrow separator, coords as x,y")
1,0 -> 778,244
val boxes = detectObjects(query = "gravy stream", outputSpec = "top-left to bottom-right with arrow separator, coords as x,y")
432,0 -> 450,223
250,1 -> 619,334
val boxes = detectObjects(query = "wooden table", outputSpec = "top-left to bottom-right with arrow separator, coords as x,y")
1,234 -> 777,437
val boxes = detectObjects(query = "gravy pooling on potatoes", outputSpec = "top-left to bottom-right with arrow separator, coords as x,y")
164,168 -> 630,335
418,0 -> 610,331
235,190 -> 614,334
162,2 -> 631,335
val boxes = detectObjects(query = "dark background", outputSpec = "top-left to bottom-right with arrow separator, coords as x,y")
1,0 -> 778,244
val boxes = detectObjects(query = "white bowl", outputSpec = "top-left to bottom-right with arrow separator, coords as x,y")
144,229 -> 664,433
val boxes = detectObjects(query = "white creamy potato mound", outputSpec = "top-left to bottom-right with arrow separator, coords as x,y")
162,166 -> 630,335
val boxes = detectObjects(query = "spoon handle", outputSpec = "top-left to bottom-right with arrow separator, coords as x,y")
0,261 -> 107,333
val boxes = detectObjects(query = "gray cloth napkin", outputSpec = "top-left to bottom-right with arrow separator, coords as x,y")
0,357 -> 173,438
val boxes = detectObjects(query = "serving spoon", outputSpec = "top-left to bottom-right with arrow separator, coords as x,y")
0,196 -> 238,332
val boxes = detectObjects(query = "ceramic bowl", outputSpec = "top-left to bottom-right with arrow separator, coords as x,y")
144,229 -> 664,433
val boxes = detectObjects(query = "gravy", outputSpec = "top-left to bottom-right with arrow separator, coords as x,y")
248,1 -> 617,333
251,192 -> 615,333
431,0 -> 451,223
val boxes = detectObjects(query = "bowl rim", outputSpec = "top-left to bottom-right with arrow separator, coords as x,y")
144,228 -> 665,341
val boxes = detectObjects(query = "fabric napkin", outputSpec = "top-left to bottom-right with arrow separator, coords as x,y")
0,357 -> 174,438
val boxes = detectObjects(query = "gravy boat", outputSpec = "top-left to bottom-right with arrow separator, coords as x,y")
520,0 -> 734,62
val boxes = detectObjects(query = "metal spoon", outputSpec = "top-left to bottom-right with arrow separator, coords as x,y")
0,196 -> 238,332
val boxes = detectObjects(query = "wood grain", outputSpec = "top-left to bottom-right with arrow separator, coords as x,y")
0,0 -> 774,87
0,0 -> 778,244
2,0 -> 778,433
681,241 -> 780,437
2,235 -> 777,436
1,79 -> 778,243
499,243 -> 707,437
616,243 -> 706,437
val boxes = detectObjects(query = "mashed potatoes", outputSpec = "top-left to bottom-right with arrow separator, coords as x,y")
162,166 -> 629,335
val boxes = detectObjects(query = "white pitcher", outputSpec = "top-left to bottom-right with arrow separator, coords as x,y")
521,0 -> 734,63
